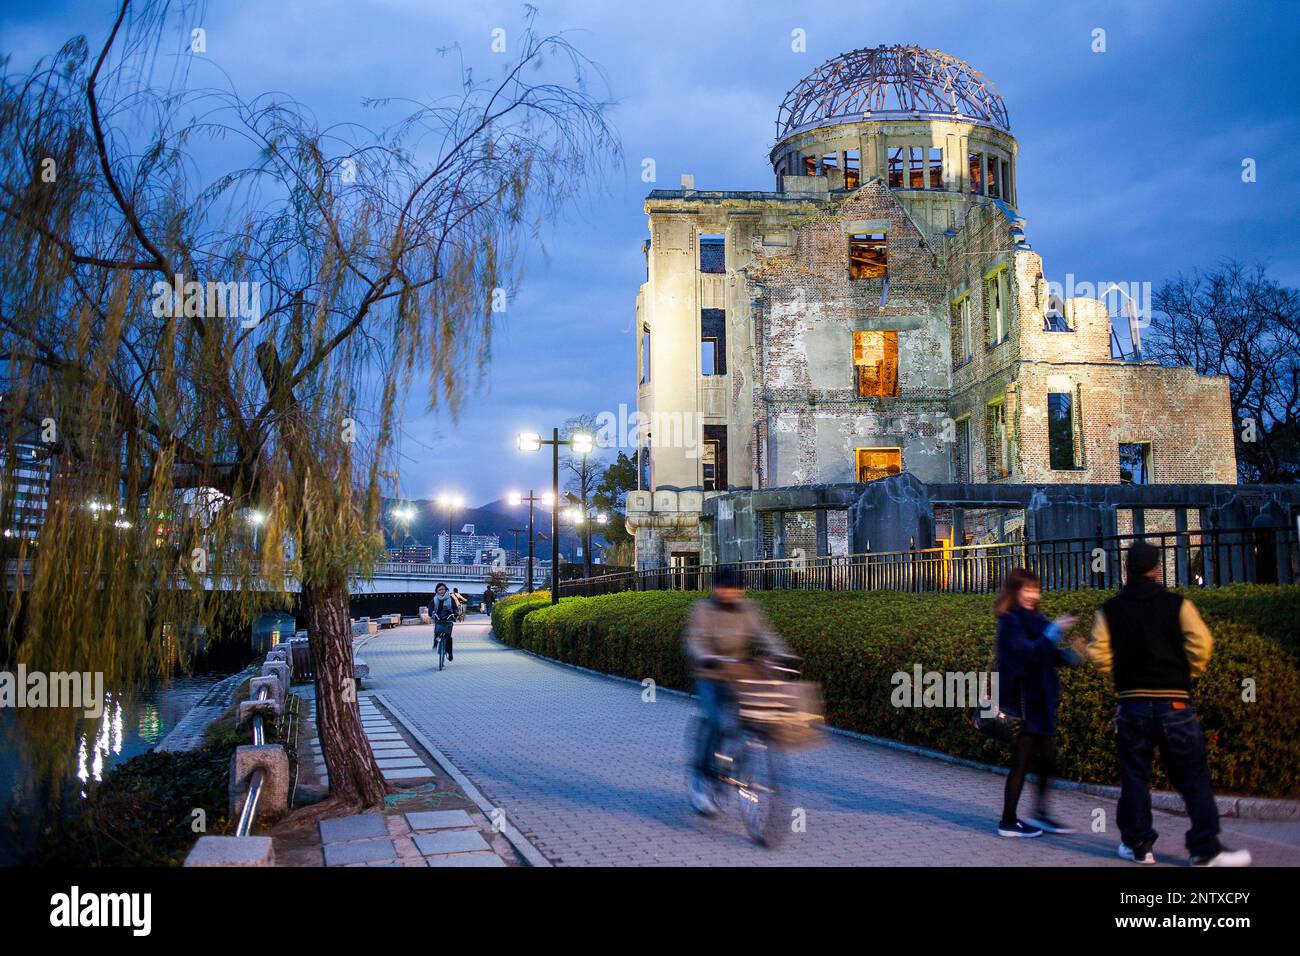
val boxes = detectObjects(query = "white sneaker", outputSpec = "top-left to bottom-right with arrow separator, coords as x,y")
1118,842 -> 1157,864
1192,848 -> 1252,867
689,777 -> 718,816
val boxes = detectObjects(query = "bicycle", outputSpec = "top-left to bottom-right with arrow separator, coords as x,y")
686,656 -> 820,847
433,618 -> 454,670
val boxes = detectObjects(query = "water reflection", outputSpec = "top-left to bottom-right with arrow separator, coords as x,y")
0,673 -> 229,863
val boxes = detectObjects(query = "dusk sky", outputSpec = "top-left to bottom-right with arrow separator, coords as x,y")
3,0 -> 1297,508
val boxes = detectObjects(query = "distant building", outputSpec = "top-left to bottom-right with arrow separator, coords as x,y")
0,438 -> 53,540
437,524 -> 501,564
388,544 -> 433,563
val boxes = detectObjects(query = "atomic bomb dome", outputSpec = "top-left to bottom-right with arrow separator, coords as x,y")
776,44 -> 1010,138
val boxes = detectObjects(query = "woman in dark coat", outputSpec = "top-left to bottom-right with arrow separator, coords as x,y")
995,568 -> 1081,838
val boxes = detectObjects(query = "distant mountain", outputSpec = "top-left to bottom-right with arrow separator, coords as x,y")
380,496 -> 602,560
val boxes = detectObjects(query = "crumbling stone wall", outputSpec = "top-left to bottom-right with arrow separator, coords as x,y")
745,184 -> 952,487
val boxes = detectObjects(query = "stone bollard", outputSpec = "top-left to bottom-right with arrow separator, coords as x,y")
228,743 -> 290,821
184,835 -> 275,867
261,659 -> 289,690
239,695 -> 282,724
248,674 -> 284,711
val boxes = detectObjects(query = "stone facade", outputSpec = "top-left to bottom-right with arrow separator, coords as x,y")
627,45 -> 1236,569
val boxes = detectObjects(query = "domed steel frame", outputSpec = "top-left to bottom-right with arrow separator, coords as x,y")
776,45 -> 1010,139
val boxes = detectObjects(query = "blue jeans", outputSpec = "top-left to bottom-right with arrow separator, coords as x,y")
1116,699 -> 1221,858
693,678 -> 739,784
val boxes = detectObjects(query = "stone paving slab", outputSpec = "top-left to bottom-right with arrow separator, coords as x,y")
323,837 -> 397,866
426,852 -> 505,867
383,767 -> 435,781
360,620 -> 1300,868
320,813 -> 388,843
413,830 -> 491,855
376,757 -> 427,769
407,810 -> 476,831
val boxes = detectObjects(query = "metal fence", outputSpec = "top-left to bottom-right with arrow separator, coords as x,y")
557,525 -> 1299,597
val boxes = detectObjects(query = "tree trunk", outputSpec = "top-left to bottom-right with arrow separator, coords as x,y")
303,571 -> 387,807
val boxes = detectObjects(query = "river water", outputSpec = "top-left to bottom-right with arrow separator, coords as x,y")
0,672 -> 231,865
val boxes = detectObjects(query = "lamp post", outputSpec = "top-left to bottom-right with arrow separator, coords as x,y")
507,491 -> 553,593
562,493 -> 607,579
437,493 -> 464,564
517,428 -> 593,604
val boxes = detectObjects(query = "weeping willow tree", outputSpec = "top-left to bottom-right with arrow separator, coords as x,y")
0,0 -> 616,809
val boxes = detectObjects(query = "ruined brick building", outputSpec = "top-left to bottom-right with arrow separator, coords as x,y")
625,45 -> 1249,572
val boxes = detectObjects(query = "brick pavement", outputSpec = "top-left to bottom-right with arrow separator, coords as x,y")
361,615 -> 1300,867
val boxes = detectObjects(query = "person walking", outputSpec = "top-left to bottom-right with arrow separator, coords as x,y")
1087,542 -> 1251,867
483,584 -> 496,615
994,568 -> 1081,838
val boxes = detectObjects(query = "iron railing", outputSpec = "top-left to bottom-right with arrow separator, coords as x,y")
235,684 -> 270,837
558,525 -> 1299,597
370,562 -> 527,580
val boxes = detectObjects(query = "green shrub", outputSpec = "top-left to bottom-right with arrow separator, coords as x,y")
491,591 -> 552,645
512,586 -> 1300,797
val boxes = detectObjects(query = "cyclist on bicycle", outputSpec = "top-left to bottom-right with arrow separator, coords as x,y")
684,564 -> 794,816
451,587 -> 468,622
431,582 -> 456,666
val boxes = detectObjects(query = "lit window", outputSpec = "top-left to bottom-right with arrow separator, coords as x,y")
845,149 -> 861,189
804,155 -> 818,176
853,331 -> 899,397
849,233 -> 887,280
987,154 -> 1001,199
857,447 -> 902,483
968,151 -> 984,194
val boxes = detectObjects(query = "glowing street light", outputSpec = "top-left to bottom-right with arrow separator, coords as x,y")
437,493 -> 465,562
507,489 -> 548,592
516,427 -> 598,605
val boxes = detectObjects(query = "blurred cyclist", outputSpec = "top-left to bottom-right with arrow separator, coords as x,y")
683,564 -> 793,816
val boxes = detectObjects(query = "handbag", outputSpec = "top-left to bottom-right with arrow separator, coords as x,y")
969,689 -> 1024,744
969,706 -> 1022,744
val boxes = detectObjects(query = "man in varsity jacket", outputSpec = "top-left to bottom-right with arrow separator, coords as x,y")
1087,541 -> 1251,867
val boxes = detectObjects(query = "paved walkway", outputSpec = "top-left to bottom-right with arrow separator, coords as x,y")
362,616 -> 1300,867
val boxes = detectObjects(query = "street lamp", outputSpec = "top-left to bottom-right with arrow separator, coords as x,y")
516,428 -> 594,604
561,493 -> 607,579
437,493 -> 464,564
248,509 -> 265,551
507,490 -> 550,593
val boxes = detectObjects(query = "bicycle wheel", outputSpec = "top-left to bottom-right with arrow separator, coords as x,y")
437,634 -> 446,670
735,733 -> 786,847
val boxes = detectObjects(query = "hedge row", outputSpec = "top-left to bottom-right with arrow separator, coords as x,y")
492,585 -> 1300,797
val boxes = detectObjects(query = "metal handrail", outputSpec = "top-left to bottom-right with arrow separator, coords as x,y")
235,684 -> 269,837
559,525 -> 1299,597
